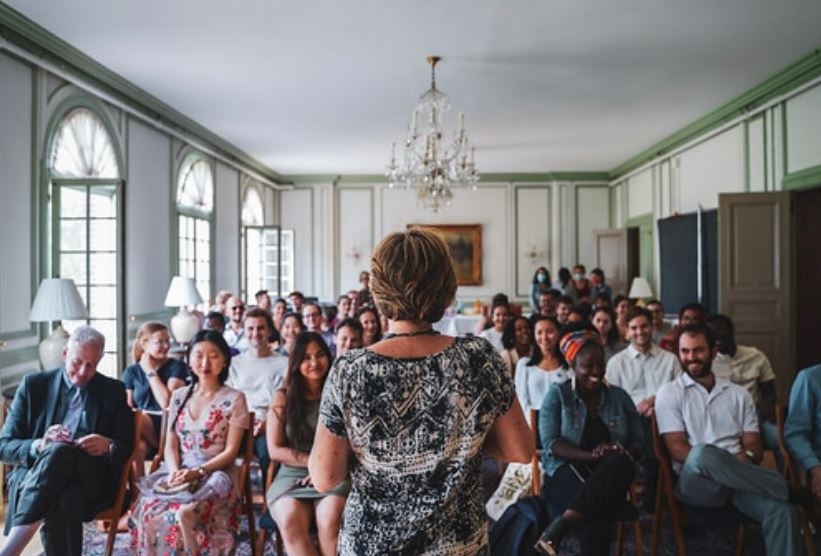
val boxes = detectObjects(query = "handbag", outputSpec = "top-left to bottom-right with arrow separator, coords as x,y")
485,462 -> 533,521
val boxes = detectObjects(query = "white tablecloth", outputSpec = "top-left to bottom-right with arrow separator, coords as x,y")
433,315 -> 483,337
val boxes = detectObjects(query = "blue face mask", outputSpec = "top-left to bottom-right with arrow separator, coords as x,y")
537,273 -> 547,283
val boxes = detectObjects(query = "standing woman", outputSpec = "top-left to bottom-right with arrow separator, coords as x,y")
535,331 -> 643,556
122,322 -> 189,477
514,316 -> 568,417
266,332 -> 349,555
500,316 -> 533,377
357,306 -> 382,347
309,228 -> 533,554
131,330 -> 249,554
530,266 -> 553,312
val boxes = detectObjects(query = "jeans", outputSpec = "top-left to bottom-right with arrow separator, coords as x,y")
676,443 -> 799,556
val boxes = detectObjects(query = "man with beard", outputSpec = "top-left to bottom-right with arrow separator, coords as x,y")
655,324 -> 806,556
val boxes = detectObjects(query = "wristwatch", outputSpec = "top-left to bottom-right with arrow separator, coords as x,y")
107,439 -> 116,456
146,372 -> 158,378
744,449 -> 758,462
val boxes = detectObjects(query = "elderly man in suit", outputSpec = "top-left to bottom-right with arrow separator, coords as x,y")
0,325 -> 134,556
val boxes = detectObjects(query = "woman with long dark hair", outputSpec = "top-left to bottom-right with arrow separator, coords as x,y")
131,330 -> 249,554
591,307 -> 628,363
266,331 -> 348,556
514,315 -> 568,417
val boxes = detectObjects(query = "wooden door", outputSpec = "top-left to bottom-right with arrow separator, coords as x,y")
594,229 -> 630,297
719,192 -> 793,404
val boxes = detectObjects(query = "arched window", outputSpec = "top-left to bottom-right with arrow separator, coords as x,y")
48,107 -> 122,377
177,155 -> 214,304
241,187 -> 263,226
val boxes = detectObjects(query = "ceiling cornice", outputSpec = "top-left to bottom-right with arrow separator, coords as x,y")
609,47 -> 821,181
0,2 -> 288,185
284,172 -> 611,185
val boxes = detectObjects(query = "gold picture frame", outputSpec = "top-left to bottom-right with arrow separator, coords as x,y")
409,224 -> 482,285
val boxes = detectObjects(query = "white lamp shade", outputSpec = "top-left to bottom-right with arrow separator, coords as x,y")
628,277 -> 654,299
29,278 -> 88,321
164,276 -> 203,307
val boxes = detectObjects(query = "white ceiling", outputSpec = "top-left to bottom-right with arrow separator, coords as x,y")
7,0 -> 821,176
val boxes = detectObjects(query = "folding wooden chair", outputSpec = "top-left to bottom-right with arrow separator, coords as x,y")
775,404 -> 816,556
93,409 -> 142,556
649,413 -> 751,556
238,412 -> 258,556
530,408 -> 542,496
255,461 -> 283,555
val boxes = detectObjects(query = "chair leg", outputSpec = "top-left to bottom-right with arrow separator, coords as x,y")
615,521 -> 624,556
801,509 -> 816,556
733,524 -> 746,556
104,519 -> 118,556
245,479 -> 257,556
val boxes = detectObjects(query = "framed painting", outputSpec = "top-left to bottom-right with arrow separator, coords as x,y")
409,224 -> 482,285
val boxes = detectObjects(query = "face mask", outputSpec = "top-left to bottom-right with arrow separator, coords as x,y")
574,273 -> 585,281
537,273 -> 547,283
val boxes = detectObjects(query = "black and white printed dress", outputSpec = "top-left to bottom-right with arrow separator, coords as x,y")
320,335 -> 515,555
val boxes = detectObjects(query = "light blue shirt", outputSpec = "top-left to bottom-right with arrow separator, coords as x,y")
785,364 -> 821,472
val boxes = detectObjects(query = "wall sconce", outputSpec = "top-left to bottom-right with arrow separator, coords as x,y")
524,243 -> 542,265
346,245 -> 362,264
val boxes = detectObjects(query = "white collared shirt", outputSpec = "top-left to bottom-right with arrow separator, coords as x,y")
712,345 -> 775,404
604,343 -> 680,405
656,373 -> 758,472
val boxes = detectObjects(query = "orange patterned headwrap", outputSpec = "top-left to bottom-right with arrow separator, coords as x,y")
559,330 -> 602,367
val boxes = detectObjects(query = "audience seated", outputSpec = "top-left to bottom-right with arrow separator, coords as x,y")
0,326 -> 133,556
122,322 -> 189,478
333,318 -> 363,358
535,330 -> 643,556
226,308 -> 287,479
288,291 -> 306,314
479,302 -> 510,351
530,267 -> 553,312
277,313 -> 304,357
571,264 -> 592,305
655,324 -> 806,556
272,297 -> 288,337
555,267 -> 578,303
658,302 -> 707,354
327,294 -> 351,332
302,301 -> 334,347
205,310 -> 226,334
645,299 -> 671,344
707,313 -> 780,468
588,268 -> 613,304
500,316 -> 533,376
357,306 -> 382,347
591,307 -> 627,364
515,315 -> 568,419
131,330 -> 249,555
266,332 -> 348,556
555,295 -> 574,325
612,294 -> 631,342
786,362 -> 821,505
223,295 -> 249,352
605,307 -> 679,418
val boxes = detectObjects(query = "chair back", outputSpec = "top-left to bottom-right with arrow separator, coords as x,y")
530,408 -> 541,496
149,407 -> 169,473
774,405 -> 797,482
94,409 -> 143,556
237,412 -> 258,556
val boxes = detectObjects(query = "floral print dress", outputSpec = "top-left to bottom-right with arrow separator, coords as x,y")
131,385 -> 249,555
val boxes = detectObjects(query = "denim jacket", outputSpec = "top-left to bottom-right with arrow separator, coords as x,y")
785,364 -> 821,472
538,379 -> 643,476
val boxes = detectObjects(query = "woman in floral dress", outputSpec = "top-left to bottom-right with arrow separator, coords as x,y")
130,330 -> 249,555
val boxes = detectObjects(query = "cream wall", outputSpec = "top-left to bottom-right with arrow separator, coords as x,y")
0,48 -> 280,382
610,79 -> 821,294
281,180 -> 610,306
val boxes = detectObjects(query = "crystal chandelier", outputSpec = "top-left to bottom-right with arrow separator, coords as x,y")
386,55 -> 479,212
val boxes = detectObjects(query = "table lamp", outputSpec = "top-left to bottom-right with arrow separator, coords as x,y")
628,277 -> 654,306
29,278 -> 89,369
164,276 -> 203,343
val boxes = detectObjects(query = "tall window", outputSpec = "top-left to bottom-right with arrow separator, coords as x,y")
176,156 -> 214,304
241,186 -> 294,300
49,107 -> 121,377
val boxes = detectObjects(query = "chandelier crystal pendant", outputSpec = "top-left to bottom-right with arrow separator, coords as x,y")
386,55 -> 480,212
